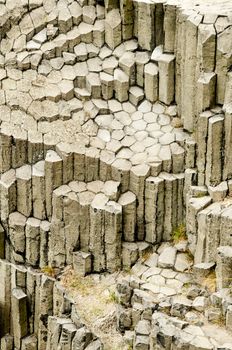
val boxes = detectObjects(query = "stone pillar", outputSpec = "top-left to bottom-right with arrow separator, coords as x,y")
89,193 -> 108,272
144,62 -> 158,103
118,191 -> 136,242
159,173 -> 178,241
32,161 -> 46,220
0,126 -> 12,174
45,150 -> 63,219
120,0 -> 133,40
205,115 -> 224,186
163,4 -> 176,53
40,221 -> 50,268
145,176 -> 164,244
11,288 -> 28,349
9,212 -> 26,264
137,0 -> 155,50
11,128 -> 28,169
223,105 -> 232,180
0,169 -> 16,223
0,259 -> 11,337
105,9 -> 122,49
38,275 -> 54,350
56,142 -> 74,185
78,190 -> 95,252
157,53 -> 175,105
104,201 -> 122,272
63,192 -> 80,265
216,26 -> 232,104
196,110 -> 213,185
186,196 -> 212,256
26,217 -> 41,267
130,164 -> 150,241
216,246 -> 232,289
114,68 -> 129,102
0,334 -> 14,350
196,72 -> 216,114
16,165 -> 32,217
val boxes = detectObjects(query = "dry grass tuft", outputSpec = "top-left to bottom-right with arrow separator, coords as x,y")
172,223 -> 187,243
201,271 -> 217,293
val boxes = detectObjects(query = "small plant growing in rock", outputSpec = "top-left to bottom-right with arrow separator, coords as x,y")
172,223 -> 187,243
41,265 -> 56,277
108,290 -> 119,304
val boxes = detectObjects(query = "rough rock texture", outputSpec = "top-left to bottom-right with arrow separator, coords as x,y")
0,0 -> 232,348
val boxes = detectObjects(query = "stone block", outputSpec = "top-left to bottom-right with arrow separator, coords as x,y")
0,335 -> 14,350
118,191 -> 136,242
122,242 -> 139,269
45,150 -> 63,219
12,288 -> 28,349
16,165 -> 32,217
26,218 -> 40,267
145,176 -> 164,244
216,246 -> 232,289
0,169 -> 16,222
73,251 -> 92,276
205,115 -> 224,186
114,68 -> 129,102
105,9 -> 122,49
144,62 -> 158,103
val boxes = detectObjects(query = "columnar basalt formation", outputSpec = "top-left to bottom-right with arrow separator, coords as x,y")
0,0 -> 232,349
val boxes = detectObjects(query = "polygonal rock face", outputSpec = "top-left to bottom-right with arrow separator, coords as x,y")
0,0 -> 232,349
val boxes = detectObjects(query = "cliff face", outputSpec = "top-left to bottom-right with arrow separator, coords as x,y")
0,0 -> 232,349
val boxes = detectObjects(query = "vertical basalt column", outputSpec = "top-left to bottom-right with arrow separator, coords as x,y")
40,221 -> 50,268
89,193 -> 108,272
144,62 -> 159,103
0,169 -> 16,224
11,288 -> 28,350
216,26 -> 232,105
78,190 -> 95,252
9,212 -> 26,264
118,191 -> 136,242
49,220 -> 66,267
85,147 -> 100,182
0,259 -> 11,337
120,0 -> 134,41
163,3 -> 176,53
216,246 -> 232,289
130,164 -> 150,241
28,131 -> 44,165
16,165 -> 32,218
32,161 -> 46,220
104,201 -> 122,272
223,105 -> 232,180
45,150 -> 63,219
38,275 -> 55,350
137,0 -> 155,51
63,191 -> 80,265
154,0 -> 165,47
205,114 -> 224,186
196,72 -> 216,114
27,268 -> 41,334
196,110 -> 213,186
179,12 -> 202,132
11,128 -> 28,169
159,172 -> 178,241
0,126 -> 12,174
56,142 -> 74,185
105,9 -> 122,50
145,176 -> 164,244
73,145 -> 86,181
25,218 -> 41,267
